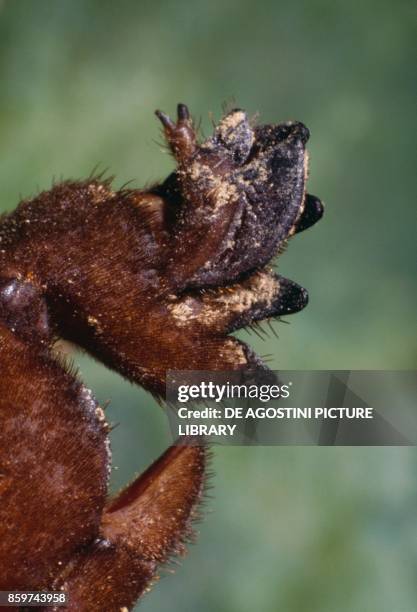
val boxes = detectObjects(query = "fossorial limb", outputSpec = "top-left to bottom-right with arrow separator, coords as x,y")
0,103 -> 322,609
155,107 -> 311,289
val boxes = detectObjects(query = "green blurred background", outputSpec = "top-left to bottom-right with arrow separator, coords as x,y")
0,1 -> 416,610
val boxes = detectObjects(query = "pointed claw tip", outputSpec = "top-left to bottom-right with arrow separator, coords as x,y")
275,279 -> 309,315
295,194 -> 324,233
177,103 -> 190,121
155,109 -> 175,130
310,195 -> 325,218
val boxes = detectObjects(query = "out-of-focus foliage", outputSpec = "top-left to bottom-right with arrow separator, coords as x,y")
0,1 -> 415,610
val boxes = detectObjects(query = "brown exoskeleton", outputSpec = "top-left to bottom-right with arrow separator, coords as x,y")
0,104 -> 323,610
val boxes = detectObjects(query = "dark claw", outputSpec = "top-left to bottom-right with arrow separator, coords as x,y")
155,104 -> 197,160
177,103 -> 190,122
273,277 -> 309,315
295,194 -> 324,234
155,109 -> 176,131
